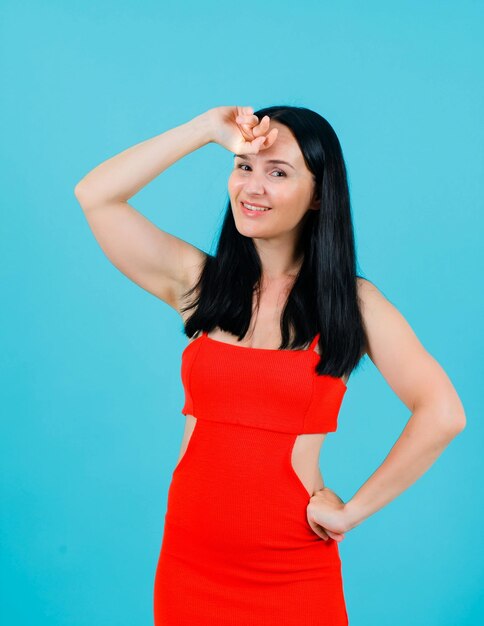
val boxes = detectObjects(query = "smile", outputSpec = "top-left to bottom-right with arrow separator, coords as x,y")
241,201 -> 272,213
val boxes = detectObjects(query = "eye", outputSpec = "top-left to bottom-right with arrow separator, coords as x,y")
236,164 -> 286,177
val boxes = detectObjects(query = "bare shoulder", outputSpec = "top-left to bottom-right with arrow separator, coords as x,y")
355,277 -> 413,366
356,276 -> 379,301
356,277 -> 395,324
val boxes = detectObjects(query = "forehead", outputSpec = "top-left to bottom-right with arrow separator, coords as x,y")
240,121 -> 303,165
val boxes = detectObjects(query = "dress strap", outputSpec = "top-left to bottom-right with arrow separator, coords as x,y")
309,333 -> 320,352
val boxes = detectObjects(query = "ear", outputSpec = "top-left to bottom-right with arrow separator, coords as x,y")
309,195 -> 320,211
309,184 -> 321,210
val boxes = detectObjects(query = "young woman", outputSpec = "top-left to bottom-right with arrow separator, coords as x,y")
75,105 -> 466,625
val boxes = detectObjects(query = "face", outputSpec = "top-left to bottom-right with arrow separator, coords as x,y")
228,121 -> 319,242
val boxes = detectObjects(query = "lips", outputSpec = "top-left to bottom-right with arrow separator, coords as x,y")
241,200 -> 272,210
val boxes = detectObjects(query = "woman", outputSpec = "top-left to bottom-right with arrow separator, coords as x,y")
75,105 -> 466,625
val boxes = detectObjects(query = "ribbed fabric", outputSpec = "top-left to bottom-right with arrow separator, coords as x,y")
154,331 -> 349,625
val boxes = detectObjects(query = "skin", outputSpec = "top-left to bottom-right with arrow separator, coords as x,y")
227,119 -> 320,284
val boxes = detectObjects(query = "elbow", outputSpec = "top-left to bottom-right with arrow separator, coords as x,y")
442,403 -> 467,436
74,182 -> 87,202
450,394 -> 467,433
452,410 -> 466,434
74,180 -> 91,198
74,182 -> 99,210
417,399 -> 467,440
419,387 -> 467,436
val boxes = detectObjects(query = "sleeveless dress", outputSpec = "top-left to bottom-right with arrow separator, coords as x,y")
153,330 -> 349,625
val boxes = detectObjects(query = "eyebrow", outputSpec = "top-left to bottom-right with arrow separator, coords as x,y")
234,153 -> 296,170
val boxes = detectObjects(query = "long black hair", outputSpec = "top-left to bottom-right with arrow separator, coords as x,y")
180,105 -> 369,379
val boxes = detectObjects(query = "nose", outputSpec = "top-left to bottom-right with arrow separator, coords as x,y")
243,169 -> 266,196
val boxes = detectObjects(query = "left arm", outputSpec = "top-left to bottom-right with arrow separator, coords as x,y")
308,279 -> 466,539
344,279 -> 466,531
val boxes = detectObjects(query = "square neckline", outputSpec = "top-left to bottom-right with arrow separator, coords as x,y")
182,331 -> 348,389
202,330 -> 320,353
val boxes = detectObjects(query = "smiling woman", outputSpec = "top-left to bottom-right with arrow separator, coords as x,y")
236,156 -> 289,211
228,121 -> 321,240
75,104 -> 465,626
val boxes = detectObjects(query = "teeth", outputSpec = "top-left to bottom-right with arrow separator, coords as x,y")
243,202 -> 271,211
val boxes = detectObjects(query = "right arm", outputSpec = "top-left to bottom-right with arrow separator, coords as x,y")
74,106 -> 277,311
74,114 -> 213,310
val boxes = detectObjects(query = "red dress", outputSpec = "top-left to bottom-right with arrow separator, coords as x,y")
154,331 -> 349,625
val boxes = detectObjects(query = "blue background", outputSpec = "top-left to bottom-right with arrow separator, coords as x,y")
1,1 -> 482,624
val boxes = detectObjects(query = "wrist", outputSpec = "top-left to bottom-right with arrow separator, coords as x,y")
187,112 -> 214,146
342,499 -> 364,531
